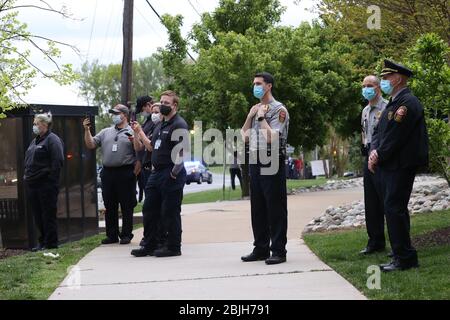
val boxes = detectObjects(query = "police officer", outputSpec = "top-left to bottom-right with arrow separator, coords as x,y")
241,72 -> 289,265
134,96 -> 163,247
135,95 -> 155,203
359,75 -> 388,255
24,112 -> 64,251
83,105 -> 138,245
130,90 -> 189,258
369,60 -> 429,272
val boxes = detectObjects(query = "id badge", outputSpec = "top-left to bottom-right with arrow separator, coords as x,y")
154,139 -> 162,150
112,144 -> 118,152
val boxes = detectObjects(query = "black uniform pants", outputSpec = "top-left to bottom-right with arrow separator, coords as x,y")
141,167 -> 166,247
230,168 -> 242,190
380,167 -> 418,265
27,180 -> 59,248
363,157 -> 385,249
101,165 -> 137,240
142,167 -> 186,251
249,161 -> 288,257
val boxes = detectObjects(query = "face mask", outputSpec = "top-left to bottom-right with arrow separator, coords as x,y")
112,114 -> 122,125
160,104 -> 172,116
151,113 -> 161,124
33,125 -> 40,135
141,111 -> 150,118
380,79 -> 394,95
253,85 -> 265,100
362,87 -> 377,101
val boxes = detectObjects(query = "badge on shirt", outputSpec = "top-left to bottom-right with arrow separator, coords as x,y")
279,110 -> 287,123
388,111 -> 394,121
376,111 -> 382,119
154,139 -> 162,150
112,144 -> 118,152
394,106 -> 408,123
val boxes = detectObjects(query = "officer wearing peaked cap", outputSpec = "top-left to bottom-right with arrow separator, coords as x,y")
369,60 -> 429,272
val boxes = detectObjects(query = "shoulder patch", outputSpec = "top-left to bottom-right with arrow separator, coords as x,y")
394,106 -> 408,123
279,109 -> 287,123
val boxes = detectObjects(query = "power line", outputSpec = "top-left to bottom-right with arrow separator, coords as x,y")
135,5 -> 165,42
98,1 -> 115,63
187,0 -> 202,18
144,0 -> 196,62
86,0 -> 98,60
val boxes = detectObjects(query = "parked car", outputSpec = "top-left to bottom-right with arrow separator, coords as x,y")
343,171 -> 356,178
184,161 -> 213,185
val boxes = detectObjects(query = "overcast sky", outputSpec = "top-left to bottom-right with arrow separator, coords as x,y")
14,0 -> 318,105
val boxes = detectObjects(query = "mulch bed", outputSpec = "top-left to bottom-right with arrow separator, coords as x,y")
0,249 -> 27,261
412,227 -> 450,248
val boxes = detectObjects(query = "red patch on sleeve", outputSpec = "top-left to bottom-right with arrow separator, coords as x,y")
279,111 -> 286,123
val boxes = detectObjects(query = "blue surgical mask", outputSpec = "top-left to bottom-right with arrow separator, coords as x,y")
380,79 -> 394,95
33,125 -> 40,135
253,85 -> 265,100
112,115 -> 122,125
141,111 -> 150,118
362,87 -> 377,101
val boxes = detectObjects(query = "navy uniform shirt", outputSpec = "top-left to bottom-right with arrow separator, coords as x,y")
151,114 -> 189,171
372,88 -> 429,170
24,130 -> 64,184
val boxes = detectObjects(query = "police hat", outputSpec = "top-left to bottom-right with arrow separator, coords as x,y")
380,59 -> 414,78
108,105 -> 130,116
136,95 -> 154,114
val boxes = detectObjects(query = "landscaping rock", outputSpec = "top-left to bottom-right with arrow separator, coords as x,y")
303,175 -> 449,234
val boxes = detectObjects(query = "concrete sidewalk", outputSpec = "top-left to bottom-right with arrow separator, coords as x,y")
50,188 -> 366,300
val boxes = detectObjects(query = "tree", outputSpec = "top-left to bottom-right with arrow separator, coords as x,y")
407,33 -> 450,185
0,0 -> 78,116
78,55 -> 169,131
309,0 -> 450,59
157,1 -> 366,195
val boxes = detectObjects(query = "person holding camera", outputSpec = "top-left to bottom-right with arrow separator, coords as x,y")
83,104 -> 138,245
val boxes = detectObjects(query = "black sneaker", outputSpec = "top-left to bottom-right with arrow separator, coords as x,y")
139,238 -> 146,247
101,238 -> 119,245
131,247 -> 156,257
120,237 -> 132,245
241,252 -> 270,262
265,255 -> 287,265
154,247 -> 181,257
31,244 -> 45,252
43,245 -> 59,250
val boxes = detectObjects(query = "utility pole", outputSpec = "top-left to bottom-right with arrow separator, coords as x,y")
121,0 -> 134,108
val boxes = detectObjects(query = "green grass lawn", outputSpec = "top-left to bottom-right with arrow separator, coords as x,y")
0,223 -> 144,300
0,234 -> 104,300
303,210 -> 450,300
134,178 -> 328,212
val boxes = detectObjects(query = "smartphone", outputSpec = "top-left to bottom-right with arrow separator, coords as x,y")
130,111 -> 136,122
84,112 -> 91,128
125,132 -> 133,137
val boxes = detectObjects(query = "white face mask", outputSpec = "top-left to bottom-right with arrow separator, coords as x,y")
151,113 -> 161,124
33,125 -> 40,135
112,115 -> 122,125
